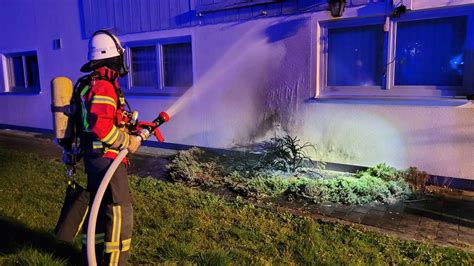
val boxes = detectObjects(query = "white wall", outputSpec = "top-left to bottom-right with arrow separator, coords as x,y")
0,0 -> 86,129
0,0 -> 473,180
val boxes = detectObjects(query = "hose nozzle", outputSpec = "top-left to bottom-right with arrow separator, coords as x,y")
136,111 -> 170,142
154,111 -> 170,127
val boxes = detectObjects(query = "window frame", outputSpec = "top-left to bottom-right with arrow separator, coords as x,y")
160,42 -> 194,91
1,51 -> 41,94
387,8 -> 474,97
319,17 -> 389,97
127,44 -> 161,91
317,6 -> 474,99
122,36 -> 193,96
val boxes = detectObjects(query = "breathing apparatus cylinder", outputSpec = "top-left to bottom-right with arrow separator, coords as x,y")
52,77 -> 91,245
51,77 -> 74,146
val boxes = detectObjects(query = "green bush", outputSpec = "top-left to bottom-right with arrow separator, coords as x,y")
294,169 -> 411,205
295,178 -> 326,202
167,147 -> 225,186
362,163 -> 399,181
223,171 -> 290,198
245,175 -> 291,198
256,173 -> 412,206
168,149 -> 413,205
387,179 -> 411,198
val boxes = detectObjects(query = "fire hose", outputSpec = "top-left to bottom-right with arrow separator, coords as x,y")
87,112 -> 169,266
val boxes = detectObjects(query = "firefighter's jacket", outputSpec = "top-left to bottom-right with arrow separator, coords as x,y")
81,67 -> 129,164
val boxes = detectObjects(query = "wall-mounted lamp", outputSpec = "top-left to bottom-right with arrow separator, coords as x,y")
328,0 -> 346,17
391,4 -> 407,18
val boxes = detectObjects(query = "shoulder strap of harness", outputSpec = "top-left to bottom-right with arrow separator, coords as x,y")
90,70 -> 130,110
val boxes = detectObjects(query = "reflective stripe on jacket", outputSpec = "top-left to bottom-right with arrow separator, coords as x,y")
83,67 -> 128,164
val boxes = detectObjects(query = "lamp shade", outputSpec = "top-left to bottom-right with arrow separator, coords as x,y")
329,0 -> 346,17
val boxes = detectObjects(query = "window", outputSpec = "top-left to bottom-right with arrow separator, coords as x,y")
2,52 -> 40,93
123,37 -> 193,95
162,43 -> 193,88
327,24 -> 385,87
130,46 -> 158,87
394,16 -> 467,87
319,17 -> 387,96
318,7 -> 474,98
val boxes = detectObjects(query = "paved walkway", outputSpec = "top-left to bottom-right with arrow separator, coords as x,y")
1,129 -> 473,252
303,199 -> 474,251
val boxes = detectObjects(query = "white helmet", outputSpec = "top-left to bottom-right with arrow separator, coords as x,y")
81,30 -> 128,75
87,30 -> 124,61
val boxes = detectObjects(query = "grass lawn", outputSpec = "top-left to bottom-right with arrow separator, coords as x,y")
0,148 -> 472,265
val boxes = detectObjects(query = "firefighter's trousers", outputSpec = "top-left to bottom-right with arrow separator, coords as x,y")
82,151 -> 133,266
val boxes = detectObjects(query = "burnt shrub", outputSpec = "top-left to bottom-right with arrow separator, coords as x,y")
401,167 -> 429,193
256,135 -> 325,174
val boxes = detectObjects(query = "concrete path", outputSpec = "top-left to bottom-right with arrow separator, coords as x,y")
1,129 -> 473,252
303,199 -> 474,251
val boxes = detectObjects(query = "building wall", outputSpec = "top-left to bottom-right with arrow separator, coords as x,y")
0,0 -> 86,129
79,0 -> 386,37
0,0 -> 473,180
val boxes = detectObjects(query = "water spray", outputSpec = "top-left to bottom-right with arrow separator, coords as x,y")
87,112 -> 170,266
164,26 -> 263,118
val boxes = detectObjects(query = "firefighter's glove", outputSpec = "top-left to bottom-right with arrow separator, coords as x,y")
110,130 -> 140,153
127,135 -> 141,154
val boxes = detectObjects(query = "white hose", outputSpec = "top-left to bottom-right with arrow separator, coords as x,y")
86,147 -> 129,266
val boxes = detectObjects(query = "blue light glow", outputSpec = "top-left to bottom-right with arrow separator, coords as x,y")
449,53 -> 464,75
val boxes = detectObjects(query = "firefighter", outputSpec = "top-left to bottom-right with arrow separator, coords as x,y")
79,30 -> 140,265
